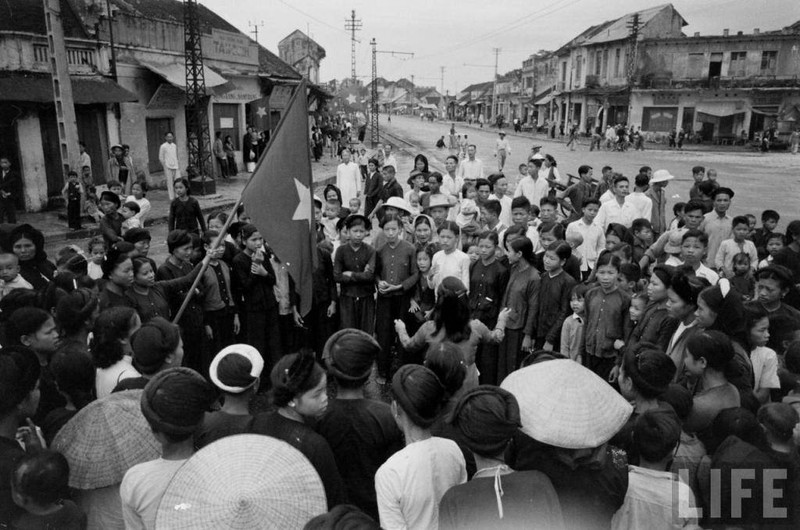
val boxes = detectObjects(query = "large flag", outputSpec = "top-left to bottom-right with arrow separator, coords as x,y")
241,80 -> 316,316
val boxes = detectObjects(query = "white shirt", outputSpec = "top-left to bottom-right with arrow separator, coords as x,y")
95,357 -> 140,398
336,161 -> 362,205
694,263 -> 719,285
441,173 -> 463,198
121,458 -> 188,530
751,346 -> 780,393
78,151 -> 92,171
431,249 -> 471,293
88,262 -> 103,280
375,437 -> 466,530
158,142 -> 178,170
611,466 -> 697,530
493,193 -> 513,228
384,154 -> 398,171
495,137 -> 512,154
567,219 -> 606,270
595,198 -> 639,230
457,158 -> 484,181
513,175 -> 549,208
626,191 -> 653,222
599,189 -> 615,203
126,195 -> 151,223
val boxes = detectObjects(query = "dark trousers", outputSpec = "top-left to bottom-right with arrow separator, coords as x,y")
279,313 -> 299,355
304,300 -> 338,360
375,294 -> 409,378
339,294 -> 375,335
497,328 -> 525,383
0,196 -> 16,223
216,157 -> 228,178
203,307 -> 237,377
245,309 -> 283,383
585,355 -> 616,382
477,343 -> 499,385
226,155 -> 237,175
67,199 -> 81,229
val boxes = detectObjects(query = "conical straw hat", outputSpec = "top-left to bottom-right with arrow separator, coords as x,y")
156,434 -> 326,529
501,360 -> 633,449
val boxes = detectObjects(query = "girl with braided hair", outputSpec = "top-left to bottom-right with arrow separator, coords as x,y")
249,350 -> 346,509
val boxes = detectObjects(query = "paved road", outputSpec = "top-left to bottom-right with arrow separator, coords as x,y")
383,115 -> 800,230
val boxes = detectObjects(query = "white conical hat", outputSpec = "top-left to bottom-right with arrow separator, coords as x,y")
501,360 -> 633,449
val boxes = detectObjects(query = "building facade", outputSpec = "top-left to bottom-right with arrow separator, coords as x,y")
278,30 -> 326,85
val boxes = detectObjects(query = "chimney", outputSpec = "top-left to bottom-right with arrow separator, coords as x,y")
694,32 -> 700,37
754,28 -> 760,35
737,31 -> 743,36
723,29 -> 729,37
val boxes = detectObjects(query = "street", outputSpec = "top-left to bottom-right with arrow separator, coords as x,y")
383,115 -> 799,228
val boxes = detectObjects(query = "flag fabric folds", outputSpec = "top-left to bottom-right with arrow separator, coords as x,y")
241,80 -> 316,316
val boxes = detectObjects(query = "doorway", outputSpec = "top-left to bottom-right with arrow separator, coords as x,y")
146,118 -> 174,173
76,106 -> 109,185
708,53 -> 723,84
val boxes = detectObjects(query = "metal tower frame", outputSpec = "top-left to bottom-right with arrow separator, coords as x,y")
344,10 -> 362,82
369,39 -> 413,147
184,0 -> 213,194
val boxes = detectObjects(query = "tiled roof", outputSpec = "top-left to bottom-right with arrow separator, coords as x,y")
109,0 -> 239,34
259,46 -> 302,80
0,0 -> 87,38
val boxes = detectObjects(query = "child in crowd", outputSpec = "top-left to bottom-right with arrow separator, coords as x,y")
120,201 -> 141,234
333,215 -> 376,334
469,231 -> 509,384
106,180 -> 123,198
680,229 -> 719,285
616,293 -> 648,352
200,231 -> 239,362
669,202 -> 685,231
349,197 -> 362,215
611,409 -> 698,529
612,243 -> 633,265
83,186 -> 102,223
584,252 -> 632,381
11,451 -> 86,529
405,245 -> 436,356
561,283 -> 589,363
617,263 -> 642,296
566,198 -> 604,279
745,214 -> 758,239
759,232 -> 785,269
80,164 -> 93,190
744,304 -> 780,404
730,252 -> 755,299
509,196 -> 541,251
716,215 -> 758,278
62,170 -> 83,231
126,181 -> 151,225
466,244 -> 480,264
407,192 -> 421,216
753,209 -> 780,261
480,199 -> 505,234
322,200 -> 342,243
631,218 -> 653,265
0,252 -> 33,299
168,178 -> 206,235
532,241 -> 575,350
662,231 -> 684,267
431,221 -> 470,292
86,236 -> 106,280
98,190 -> 123,246
374,216 -> 417,381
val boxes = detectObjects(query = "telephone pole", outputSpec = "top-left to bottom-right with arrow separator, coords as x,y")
369,39 -> 414,147
344,10 -> 362,83
625,12 -> 641,125
184,0 -> 213,193
248,20 -> 264,44
491,47 -> 501,122
440,66 -> 445,96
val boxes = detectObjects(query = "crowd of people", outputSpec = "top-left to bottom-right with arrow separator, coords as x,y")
1,133 -> 800,529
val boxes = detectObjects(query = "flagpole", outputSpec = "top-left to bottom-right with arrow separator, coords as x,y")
171,79 -> 310,324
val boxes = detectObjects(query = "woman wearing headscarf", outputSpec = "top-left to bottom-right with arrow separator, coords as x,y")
375,365 -> 466,529
395,277 -> 508,391
752,265 -> 800,351
195,344 -> 263,449
316,330 -> 403,520
694,279 -> 756,409
664,269 -> 708,381
439,386 -> 565,530
9,224 -> 56,290
623,264 -> 678,355
249,350 -> 346,509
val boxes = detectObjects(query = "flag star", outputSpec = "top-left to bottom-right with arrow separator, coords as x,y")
256,106 -> 267,118
292,178 -> 312,224
346,93 -> 357,105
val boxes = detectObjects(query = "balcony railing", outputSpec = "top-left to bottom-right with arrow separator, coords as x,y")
33,44 -> 97,68
639,74 -> 799,90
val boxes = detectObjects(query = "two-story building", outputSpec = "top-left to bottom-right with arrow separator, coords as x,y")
455,81 -> 494,122
0,0 -> 302,211
278,30 -> 326,85
494,69 -> 523,125
631,23 -> 800,143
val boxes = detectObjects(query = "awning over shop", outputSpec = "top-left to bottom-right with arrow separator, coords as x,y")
695,101 -> 747,117
419,103 -> 438,110
779,105 -> 800,122
534,94 -> 554,106
138,59 -> 229,90
751,106 -> 779,117
0,71 -> 138,104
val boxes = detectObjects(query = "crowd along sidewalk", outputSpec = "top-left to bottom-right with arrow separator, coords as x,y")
25,156 -> 342,246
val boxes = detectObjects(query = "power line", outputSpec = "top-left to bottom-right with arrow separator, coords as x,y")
276,0 -> 356,40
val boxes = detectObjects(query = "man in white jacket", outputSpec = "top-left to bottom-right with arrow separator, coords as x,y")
158,132 -> 180,200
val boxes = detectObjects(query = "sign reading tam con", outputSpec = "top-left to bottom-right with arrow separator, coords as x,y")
203,29 -> 259,66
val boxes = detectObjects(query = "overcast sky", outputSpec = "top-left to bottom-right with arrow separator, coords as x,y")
202,0 -> 799,94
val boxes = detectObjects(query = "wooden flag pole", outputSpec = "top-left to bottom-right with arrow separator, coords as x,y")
171,196 -> 243,324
